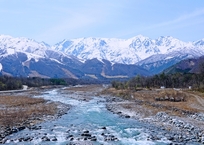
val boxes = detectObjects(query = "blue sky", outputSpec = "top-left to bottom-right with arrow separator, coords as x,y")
0,0 -> 204,44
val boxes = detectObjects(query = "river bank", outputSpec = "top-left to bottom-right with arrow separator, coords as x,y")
103,87 -> 204,144
0,86 -> 71,144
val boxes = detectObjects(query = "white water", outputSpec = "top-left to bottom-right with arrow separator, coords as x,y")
5,88 -> 171,145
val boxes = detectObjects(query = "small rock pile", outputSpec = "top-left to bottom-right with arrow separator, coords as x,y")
189,113 -> 204,122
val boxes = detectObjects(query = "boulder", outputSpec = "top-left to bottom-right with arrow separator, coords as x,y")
41,136 -> 50,141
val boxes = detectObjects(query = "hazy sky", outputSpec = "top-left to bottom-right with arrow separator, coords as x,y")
0,0 -> 204,44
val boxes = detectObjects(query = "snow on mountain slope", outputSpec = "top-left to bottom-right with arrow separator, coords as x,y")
0,63 -> 2,71
1,34 -> 203,66
53,35 -> 203,64
0,35 -> 50,57
0,35 -> 77,63
193,38 -> 204,46
1,34 -> 204,77
53,37 -> 141,64
136,47 -> 204,74
0,35 -> 87,78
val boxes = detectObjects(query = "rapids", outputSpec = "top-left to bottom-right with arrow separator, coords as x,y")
5,88 -> 172,145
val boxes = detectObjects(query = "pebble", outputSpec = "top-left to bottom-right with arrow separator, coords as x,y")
106,98 -> 204,144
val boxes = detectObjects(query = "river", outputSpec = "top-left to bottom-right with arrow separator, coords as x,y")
4,87 -> 172,145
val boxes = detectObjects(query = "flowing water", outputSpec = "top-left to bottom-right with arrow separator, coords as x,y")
5,88 -> 172,145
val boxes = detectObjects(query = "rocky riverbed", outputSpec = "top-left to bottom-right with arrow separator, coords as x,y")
105,94 -> 204,144
0,85 -> 204,144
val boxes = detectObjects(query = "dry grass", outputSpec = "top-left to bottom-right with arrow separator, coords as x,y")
102,88 -> 132,98
104,87 -> 204,117
65,84 -> 103,92
0,96 -> 57,127
0,96 -> 45,107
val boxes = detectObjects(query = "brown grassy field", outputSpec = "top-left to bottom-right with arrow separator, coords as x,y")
103,88 -> 204,117
0,95 -> 57,127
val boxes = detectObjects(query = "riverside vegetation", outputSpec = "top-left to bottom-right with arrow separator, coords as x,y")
0,75 -> 103,91
111,72 -> 204,92
109,71 -> 204,117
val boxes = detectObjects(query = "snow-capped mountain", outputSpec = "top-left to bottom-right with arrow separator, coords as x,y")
1,34 -> 204,78
0,35 -> 151,78
0,35 -> 49,58
0,35 -> 82,64
0,35 -> 84,78
52,35 -> 203,64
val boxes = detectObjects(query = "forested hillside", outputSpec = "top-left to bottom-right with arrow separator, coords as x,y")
112,56 -> 204,92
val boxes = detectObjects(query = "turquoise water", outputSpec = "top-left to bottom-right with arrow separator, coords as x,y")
5,88 -> 171,145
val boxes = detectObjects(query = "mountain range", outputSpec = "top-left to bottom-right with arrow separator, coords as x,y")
0,35 -> 204,79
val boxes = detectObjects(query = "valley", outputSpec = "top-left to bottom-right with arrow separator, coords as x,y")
0,35 -> 204,144
1,1 -> 204,145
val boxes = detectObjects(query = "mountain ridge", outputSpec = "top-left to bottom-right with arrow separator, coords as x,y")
1,34 -> 204,65
0,34 -> 204,78
52,35 -> 204,64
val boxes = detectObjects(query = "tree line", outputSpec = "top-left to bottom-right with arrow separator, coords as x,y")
111,72 -> 204,92
0,75 -> 108,91
0,76 -> 51,90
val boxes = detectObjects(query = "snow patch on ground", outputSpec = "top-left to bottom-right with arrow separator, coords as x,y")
164,56 -> 173,60
7,48 -> 15,55
0,63 -> 2,71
